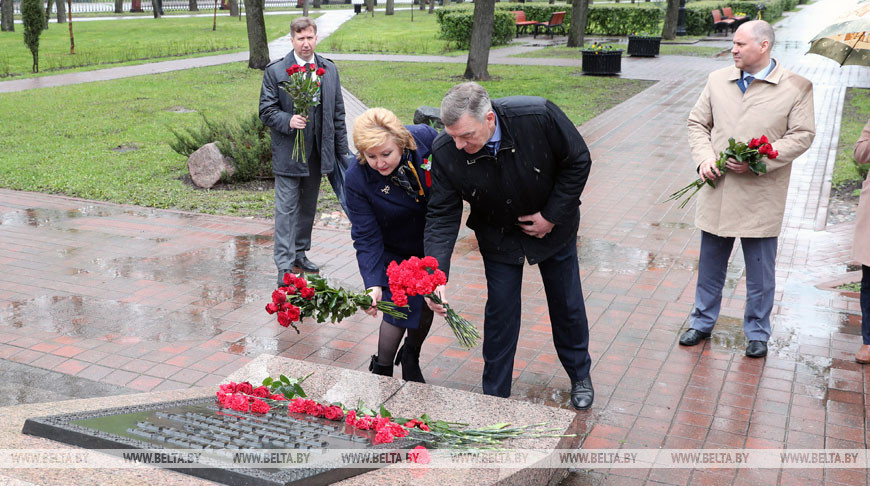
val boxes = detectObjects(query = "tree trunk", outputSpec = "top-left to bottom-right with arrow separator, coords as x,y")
114,0 -> 123,13
55,0 -> 65,23
152,0 -> 162,17
463,0 -> 494,81
386,0 -> 393,15
303,0 -> 309,18
67,0 -> 74,53
229,0 -> 238,16
1,0 -> 15,32
662,0 -> 679,40
245,0 -> 270,69
365,0 -> 372,14
189,0 -> 198,11
418,0 -> 424,11
313,0 -> 321,8
44,0 -> 52,29
566,0 -> 588,47
428,0 -> 434,14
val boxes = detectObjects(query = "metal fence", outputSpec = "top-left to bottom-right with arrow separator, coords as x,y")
9,0 -> 352,15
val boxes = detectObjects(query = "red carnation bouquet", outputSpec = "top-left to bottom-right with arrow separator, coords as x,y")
280,63 -> 326,163
667,135 -> 779,208
387,256 -> 481,349
267,272 -> 407,333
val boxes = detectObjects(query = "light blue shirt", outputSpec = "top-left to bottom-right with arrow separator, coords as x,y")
488,112 -> 502,153
742,59 -> 776,83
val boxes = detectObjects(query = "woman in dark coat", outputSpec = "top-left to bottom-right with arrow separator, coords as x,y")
345,108 -> 438,382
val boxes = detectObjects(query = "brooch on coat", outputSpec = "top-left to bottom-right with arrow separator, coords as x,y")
381,185 -> 390,195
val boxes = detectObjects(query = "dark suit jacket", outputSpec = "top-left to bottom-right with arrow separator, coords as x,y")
259,52 -> 348,177
345,124 -> 438,290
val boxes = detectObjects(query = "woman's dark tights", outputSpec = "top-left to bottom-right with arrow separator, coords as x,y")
375,307 -> 434,366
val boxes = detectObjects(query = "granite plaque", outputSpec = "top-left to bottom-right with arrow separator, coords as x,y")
22,396 -> 423,486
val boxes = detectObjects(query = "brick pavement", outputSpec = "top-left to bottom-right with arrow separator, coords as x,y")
2,1 -> 870,485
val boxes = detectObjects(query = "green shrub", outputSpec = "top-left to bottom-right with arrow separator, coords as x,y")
21,0 -> 44,73
170,113 -> 273,184
686,0 -> 797,36
438,10 -> 514,50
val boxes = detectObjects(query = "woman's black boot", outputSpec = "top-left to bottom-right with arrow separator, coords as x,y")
369,355 -> 393,377
395,343 -> 425,383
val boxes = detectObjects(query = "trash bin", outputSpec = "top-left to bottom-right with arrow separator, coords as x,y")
354,3 -> 362,13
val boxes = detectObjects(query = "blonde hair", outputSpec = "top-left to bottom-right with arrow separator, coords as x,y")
353,108 -> 417,164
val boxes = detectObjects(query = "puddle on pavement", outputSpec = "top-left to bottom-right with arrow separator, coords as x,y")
710,315 -> 747,350
225,336 -> 291,357
515,384 -> 574,409
577,236 -> 698,274
0,295 -> 222,342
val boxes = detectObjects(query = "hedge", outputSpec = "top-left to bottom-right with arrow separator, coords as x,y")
437,0 -> 798,37
437,3 -> 663,36
438,9 -> 515,49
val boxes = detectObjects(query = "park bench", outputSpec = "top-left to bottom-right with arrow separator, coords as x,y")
511,10 -> 538,38
722,7 -> 749,26
533,11 -> 566,39
710,9 -> 736,35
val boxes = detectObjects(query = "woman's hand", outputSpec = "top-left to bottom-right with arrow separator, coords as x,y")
425,285 -> 448,317
365,286 -> 382,317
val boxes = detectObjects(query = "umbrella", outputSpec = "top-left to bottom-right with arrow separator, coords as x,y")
807,3 -> 870,66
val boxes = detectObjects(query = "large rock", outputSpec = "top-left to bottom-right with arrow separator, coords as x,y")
187,142 -> 235,189
413,106 -> 443,130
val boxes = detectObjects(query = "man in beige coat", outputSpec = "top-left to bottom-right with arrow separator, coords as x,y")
852,119 -> 870,363
679,20 -> 815,357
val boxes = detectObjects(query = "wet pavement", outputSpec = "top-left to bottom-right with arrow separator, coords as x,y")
2,0 -> 870,485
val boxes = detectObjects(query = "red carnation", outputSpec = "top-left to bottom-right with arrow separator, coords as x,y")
768,149 -> 778,159
421,256 -> 438,270
748,138 -> 760,149
269,394 -> 287,401
309,63 -> 316,71
252,386 -> 270,398
315,67 -> 326,76
287,305 -> 301,321
408,446 -> 431,464
219,383 -> 237,394
265,302 -> 279,314
294,276 -> 307,289
759,135 -> 769,144
419,423 -> 430,431
345,410 -> 358,427
289,398 -> 308,414
283,273 -> 295,286
324,405 -> 344,421
230,394 -> 249,412
272,289 -> 286,304
236,382 -> 254,395
758,143 -> 771,156
251,399 -> 271,414
374,428 -> 394,444
277,311 -> 293,327
300,287 -> 315,300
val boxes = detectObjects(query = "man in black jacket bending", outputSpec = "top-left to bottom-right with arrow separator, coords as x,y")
424,82 -> 594,410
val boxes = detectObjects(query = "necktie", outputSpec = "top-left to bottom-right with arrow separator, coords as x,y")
485,141 -> 498,155
738,75 -> 755,94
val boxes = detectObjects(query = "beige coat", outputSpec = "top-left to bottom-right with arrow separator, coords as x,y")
853,119 -> 870,266
687,61 -> 816,237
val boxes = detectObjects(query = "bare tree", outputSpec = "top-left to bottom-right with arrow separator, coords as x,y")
428,0 -> 435,14
245,0 -> 269,69
114,0 -> 123,13
43,0 -> 52,29
566,0 -> 589,47
188,0 -> 198,11
313,0 -> 321,8
229,0 -> 238,16
386,0 -> 393,15
1,0 -> 15,32
463,0 -> 494,80
55,0 -> 65,23
365,0 -> 373,15
303,0 -> 309,17
152,0 -> 162,17
662,0 -> 679,40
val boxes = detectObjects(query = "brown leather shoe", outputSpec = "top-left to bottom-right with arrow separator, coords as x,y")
856,345 -> 870,364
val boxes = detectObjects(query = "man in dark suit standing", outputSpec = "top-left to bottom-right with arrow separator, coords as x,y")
260,17 -> 349,286
424,82 -> 595,410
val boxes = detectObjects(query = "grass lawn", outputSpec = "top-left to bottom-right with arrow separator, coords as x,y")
317,9 -> 458,55
0,14 -> 301,79
0,61 -> 652,218
510,44 -> 727,59
833,88 -> 870,192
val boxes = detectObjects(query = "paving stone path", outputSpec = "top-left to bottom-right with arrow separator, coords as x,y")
2,1 -> 870,484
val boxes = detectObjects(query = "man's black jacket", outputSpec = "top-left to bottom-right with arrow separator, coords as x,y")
424,96 -> 592,276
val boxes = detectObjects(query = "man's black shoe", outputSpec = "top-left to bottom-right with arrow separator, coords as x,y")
570,376 -> 594,410
679,328 -> 711,346
293,255 -> 320,274
277,269 -> 293,288
745,340 -> 768,358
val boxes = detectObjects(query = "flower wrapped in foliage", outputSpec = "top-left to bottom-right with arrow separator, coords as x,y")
666,135 -> 779,209
387,256 -> 481,349
266,272 -> 407,333
280,63 -> 327,163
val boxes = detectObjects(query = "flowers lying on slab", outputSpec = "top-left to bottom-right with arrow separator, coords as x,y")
267,272 -> 407,333
215,374 -> 570,451
666,135 -> 779,208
